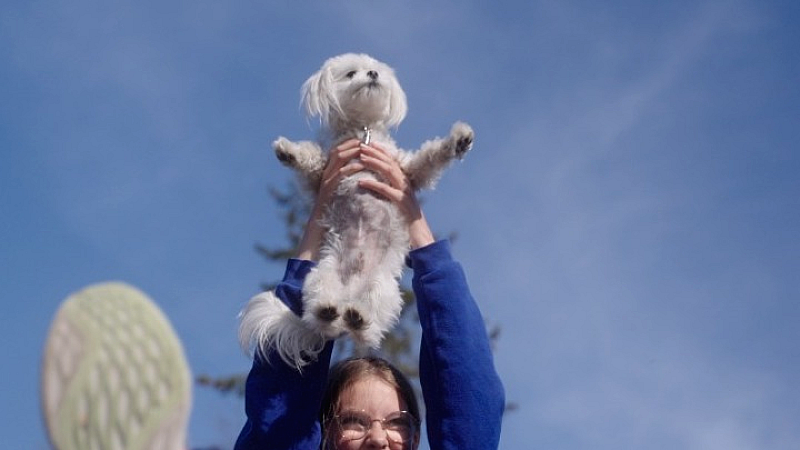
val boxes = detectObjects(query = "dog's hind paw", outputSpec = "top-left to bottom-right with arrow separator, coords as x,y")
343,308 -> 367,331
314,305 -> 339,323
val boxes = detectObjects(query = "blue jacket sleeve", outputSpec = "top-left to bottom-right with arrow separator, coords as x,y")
410,241 -> 505,450
234,259 -> 334,450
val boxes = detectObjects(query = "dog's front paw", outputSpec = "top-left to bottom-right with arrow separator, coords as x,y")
450,121 -> 474,159
273,137 -> 297,166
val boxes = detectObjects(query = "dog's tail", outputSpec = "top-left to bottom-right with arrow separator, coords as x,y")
238,291 -> 327,371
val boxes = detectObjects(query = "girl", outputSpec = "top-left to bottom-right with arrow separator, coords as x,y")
235,139 -> 504,449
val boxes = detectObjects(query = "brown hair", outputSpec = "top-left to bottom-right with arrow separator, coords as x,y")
320,356 -> 420,448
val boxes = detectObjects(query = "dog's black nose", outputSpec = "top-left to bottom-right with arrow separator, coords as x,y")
367,70 -> 378,80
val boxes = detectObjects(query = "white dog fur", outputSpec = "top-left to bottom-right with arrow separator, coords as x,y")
239,53 -> 473,368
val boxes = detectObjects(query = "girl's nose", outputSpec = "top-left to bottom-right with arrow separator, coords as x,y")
364,421 -> 389,448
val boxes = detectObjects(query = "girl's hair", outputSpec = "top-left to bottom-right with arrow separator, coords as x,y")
320,356 -> 420,447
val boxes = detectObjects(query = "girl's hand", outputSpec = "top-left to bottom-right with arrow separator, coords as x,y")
295,139 -> 364,260
357,142 -> 435,249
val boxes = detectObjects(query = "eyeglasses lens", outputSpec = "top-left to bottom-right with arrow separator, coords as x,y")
336,411 -> 416,443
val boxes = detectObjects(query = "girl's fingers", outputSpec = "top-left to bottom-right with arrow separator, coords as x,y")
360,154 -> 406,190
339,161 -> 365,177
328,140 -> 411,193
358,178 -> 402,203
337,138 -> 362,150
323,141 -> 362,180
323,161 -> 364,189
358,142 -> 393,163
329,146 -> 360,169
358,153 -> 390,173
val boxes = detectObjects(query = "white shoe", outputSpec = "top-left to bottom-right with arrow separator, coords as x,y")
41,282 -> 192,450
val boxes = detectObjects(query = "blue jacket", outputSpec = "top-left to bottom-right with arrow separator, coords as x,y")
235,240 -> 505,449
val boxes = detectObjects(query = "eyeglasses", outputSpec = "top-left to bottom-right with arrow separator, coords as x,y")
331,410 -> 419,444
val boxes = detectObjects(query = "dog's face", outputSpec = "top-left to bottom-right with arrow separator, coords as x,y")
302,53 -> 407,131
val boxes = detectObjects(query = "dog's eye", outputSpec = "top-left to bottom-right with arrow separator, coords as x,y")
345,70 -> 357,79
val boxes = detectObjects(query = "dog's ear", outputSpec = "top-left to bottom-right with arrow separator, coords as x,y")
301,68 -> 326,123
385,71 -> 407,128
301,64 -> 340,126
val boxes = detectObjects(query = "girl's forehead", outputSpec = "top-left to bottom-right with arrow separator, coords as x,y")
337,377 -> 407,413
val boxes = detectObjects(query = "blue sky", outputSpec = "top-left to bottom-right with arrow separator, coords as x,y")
2,0 -> 799,448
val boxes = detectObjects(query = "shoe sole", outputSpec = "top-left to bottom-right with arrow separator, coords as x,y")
41,282 -> 192,450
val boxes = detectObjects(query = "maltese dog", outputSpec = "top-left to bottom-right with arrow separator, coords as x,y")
239,53 -> 473,367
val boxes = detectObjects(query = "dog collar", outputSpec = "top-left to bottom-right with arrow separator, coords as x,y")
362,126 -> 372,145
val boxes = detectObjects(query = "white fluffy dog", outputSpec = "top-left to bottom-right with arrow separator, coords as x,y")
239,53 -> 473,367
